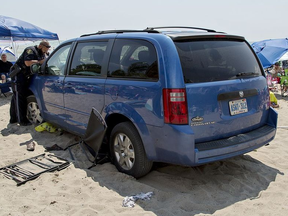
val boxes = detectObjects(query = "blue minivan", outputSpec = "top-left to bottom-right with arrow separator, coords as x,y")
28,27 -> 278,178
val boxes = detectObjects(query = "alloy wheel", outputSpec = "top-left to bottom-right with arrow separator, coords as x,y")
27,101 -> 43,124
113,133 -> 135,170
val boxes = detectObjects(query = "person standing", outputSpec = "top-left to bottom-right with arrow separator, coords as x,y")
271,62 -> 282,78
9,40 -> 50,126
0,53 -> 13,83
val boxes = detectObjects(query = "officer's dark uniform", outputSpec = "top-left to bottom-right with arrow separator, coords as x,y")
10,46 -> 45,125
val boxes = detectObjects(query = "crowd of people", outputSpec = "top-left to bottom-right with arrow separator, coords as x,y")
266,62 -> 288,108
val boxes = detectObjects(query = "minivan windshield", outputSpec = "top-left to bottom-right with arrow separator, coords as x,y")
175,40 -> 262,83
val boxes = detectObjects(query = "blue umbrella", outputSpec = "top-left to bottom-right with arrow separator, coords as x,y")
0,46 -> 16,63
251,38 -> 288,68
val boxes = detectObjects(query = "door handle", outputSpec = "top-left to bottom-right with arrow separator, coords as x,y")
54,80 -> 62,87
64,83 -> 73,88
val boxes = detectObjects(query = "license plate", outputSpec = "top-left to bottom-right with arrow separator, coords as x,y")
229,98 -> 248,115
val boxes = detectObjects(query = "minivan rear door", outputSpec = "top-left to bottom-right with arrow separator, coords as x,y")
174,38 -> 269,143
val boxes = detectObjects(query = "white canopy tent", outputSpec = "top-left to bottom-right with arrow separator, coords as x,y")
279,51 -> 288,61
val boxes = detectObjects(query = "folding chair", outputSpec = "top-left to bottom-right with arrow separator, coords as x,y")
0,81 -> 12,97
0,154 -> 70,186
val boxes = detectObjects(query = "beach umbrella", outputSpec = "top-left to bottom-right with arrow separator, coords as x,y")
251,38 -> 288,68
0,46 -> 16,63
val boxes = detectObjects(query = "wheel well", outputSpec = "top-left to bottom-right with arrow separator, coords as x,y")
105,113 -> 132,140
27,90 -> 33,98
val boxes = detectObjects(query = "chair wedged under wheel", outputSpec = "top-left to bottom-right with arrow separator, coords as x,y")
65,107 -> 108,168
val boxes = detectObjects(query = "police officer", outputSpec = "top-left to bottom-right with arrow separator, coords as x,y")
9,40 -> 50,126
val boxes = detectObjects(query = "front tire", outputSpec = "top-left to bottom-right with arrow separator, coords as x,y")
109,122 -> 153,178
27,95 -> 43,124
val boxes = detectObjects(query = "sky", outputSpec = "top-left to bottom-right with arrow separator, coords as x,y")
1,0 -> 288,43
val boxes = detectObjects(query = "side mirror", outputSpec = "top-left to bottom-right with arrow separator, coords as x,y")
30,63 -> 41,74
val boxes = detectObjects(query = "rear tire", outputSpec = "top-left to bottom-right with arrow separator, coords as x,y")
26,95 -> 43,124
109,122 -> 153,178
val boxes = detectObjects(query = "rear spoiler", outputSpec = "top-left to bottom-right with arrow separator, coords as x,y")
170,34 -> 245,41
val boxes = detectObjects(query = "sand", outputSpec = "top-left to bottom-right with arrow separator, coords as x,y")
0,93 -> 287,216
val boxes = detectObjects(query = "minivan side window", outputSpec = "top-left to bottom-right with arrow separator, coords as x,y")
108,39 -> 158,80
69,41 -> 107,76
46,44 -> 71,76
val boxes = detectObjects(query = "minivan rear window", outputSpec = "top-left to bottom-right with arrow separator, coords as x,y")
175,40 -> 262,83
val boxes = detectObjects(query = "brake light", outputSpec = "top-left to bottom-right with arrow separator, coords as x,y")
163,88 -> 188,124
214,35 -> 226,38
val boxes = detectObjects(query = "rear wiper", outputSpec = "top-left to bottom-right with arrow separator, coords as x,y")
236,72 -> 258,77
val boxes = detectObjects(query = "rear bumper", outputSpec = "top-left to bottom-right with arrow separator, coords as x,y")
146,107 -> 277,166
195,124 -> 276,164
195,107 -> 277,164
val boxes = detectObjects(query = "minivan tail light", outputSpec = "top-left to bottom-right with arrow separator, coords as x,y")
214,35 -> 226,38
163,88 -> 188,124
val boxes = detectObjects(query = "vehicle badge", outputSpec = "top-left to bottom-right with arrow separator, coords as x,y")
239,91 -> 244,98
191,116 -> 204,122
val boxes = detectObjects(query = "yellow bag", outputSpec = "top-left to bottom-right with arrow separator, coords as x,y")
35,122 -> 57,133
269,91 -> 278,104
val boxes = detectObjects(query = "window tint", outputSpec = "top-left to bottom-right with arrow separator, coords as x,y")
175,40 -> 262,83
108,39 -> 158,80
70,41 -> 107,76
46,44 -> 71,76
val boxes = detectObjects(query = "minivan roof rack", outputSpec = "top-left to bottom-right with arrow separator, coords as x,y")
81,29 -> 159,37
146,26 -> 216,32
146,26 -> 217,33
80,26 -> 218,37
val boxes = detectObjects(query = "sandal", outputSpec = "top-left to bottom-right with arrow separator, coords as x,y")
27,141 -> 36,151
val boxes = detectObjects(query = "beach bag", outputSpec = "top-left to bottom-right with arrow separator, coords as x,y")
269,91 -> 278,104
271,77 -> 279,84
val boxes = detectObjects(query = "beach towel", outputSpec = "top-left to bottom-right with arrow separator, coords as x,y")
35,122 -> 57,132
122,192 -> 154,207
